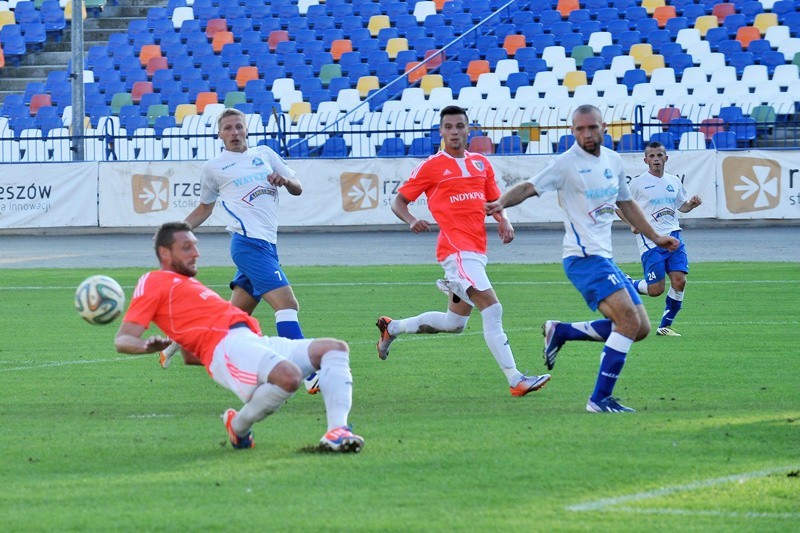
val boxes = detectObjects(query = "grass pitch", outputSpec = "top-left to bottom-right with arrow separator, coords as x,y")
1,262 -> 798,531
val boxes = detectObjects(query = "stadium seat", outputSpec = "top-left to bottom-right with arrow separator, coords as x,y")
377,137 -> 406,157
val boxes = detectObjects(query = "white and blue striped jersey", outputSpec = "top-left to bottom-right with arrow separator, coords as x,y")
628,171 -> 688,255
198,145 -> 296,243
528,143 -> 630,259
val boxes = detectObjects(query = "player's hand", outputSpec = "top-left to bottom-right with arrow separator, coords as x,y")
485,200 -> 503,215
409,218 -> 430,233
498,218 -> 514,244
654,235 -> 679,252
687,195 -> 702,209
267,172 -> 288,187
144,336 -> 173,353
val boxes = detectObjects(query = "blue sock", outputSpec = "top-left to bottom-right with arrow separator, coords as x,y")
559,319 -> 612,342
275,309 -> 304,339
659,289 -> 683,328
590,332 -> 633,402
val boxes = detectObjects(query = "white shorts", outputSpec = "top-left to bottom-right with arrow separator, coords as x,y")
207,328 -> 315,403
439,251 -> 492,307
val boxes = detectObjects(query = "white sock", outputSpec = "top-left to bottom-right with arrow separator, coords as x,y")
481,303 -> 522,386
668,287 -> 684,301
318,350 -> 353,431
275,308 -> 299,322
391,310 -> 468,335
232,382 -> 294,436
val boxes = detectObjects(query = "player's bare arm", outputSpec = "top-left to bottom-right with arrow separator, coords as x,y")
492,211 -> 515,244
679,195 -> 702,212
392,192 -> 430,233
616,199 -> 679,251
184,202 -> 215,230
614,208 -> 640,234
115,321 -> 172,354
268,172 -> 302,196
485,181 -> 538,215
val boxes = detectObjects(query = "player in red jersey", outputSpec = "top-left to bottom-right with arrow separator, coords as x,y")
114,222 -> 363,452
374,105 -> 551,397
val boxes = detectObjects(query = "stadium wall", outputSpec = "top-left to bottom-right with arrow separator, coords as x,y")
0,150 -> 797,230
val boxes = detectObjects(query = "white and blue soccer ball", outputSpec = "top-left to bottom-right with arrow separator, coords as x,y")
75,275 -> 126,325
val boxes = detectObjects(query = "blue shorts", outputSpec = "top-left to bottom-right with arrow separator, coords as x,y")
229,232 -> 290,300
641,230 -> 689,285
563,255 -> 642,311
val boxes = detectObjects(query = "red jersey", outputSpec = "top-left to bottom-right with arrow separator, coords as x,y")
399,150 -> 501,261
123,270 -> 261,367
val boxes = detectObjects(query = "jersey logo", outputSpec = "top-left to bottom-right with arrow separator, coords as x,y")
643,184 -> 656,189
222,162 -> 236,170
472,160 -> 484,172
252,157 -> 264,166
587,203 -> 616,222
241,186 -> 276,206
443,169 -> 453,176
604,168 -> 613,180
651,207 -> 676,222
666,184 -> 675,192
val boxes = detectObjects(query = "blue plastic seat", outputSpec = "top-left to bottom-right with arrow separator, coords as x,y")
408,137 -> 434,157
617,133 -> 644,152
497,135 -> 522,155
617,30 -> 641,53
320,137 -> 348,158
447,73 -> 472,96
377,137 -> 406,157
582,57 -> 606,79
665,16 -> 689,37
729,52 -> 755,76
622,69 -> 647,91
729,118 -> 756,145
557,134 -> 575,153
711,130 -> 738,150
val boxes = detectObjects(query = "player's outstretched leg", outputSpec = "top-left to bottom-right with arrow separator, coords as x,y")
542,319 -> 613,370
509,374 -> 551,397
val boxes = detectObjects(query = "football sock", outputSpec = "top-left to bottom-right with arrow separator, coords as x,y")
560,319 -> 612,342
590,332 -> 633,402
233,382 -> 294,436
275,308 -> 304,339
318,350 -> 353,431
660,288 -> 684,328
392,310 -> 469,335
481,303 -> 523,385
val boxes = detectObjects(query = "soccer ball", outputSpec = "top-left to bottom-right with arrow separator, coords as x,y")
75,275 -> 126,325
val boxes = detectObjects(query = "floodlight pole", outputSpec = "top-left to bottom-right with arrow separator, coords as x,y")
70,0 -> 85,161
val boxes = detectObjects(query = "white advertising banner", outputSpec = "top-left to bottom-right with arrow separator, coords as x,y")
714,150 -> 800,219
98,161 -> 231,227
0,162 -> 97,229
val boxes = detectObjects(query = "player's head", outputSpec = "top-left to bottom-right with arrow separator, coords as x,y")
643,141 -> 668,177
217,108 -> 248,153
439,105 -> 469,156
571,104 -> 605,156
154,221 -> 199,277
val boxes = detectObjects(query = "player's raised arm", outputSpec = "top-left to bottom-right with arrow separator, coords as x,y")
679,195 -> 702,212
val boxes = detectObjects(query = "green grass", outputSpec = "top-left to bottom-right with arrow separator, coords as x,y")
1,262 -> 798,531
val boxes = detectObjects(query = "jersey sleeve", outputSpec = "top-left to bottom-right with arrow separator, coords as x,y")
528,158 -> 564,194
122,272 -> 161,328
616,162 -> 631,202
198,162 -> 220,205
483,158 -> 502,201
675,178 -> 689,206
398,159 -> 430,202
262,146 -> 296,179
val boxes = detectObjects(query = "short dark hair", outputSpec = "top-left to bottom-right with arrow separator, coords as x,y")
154,221 -> 192,260
573,104 -> 602,121
645,141 -> 665,151
440,105 -> 469,123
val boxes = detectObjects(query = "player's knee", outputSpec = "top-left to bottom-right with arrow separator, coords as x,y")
636,319 -> 651,341
271,361 -> 302,392
647,284 -> 665,297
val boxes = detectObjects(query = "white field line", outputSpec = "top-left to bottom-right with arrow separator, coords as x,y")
567,466 -> 800,515
613,507 -> 800,519
1,279 -> 799,291
0,355 -> 149,372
